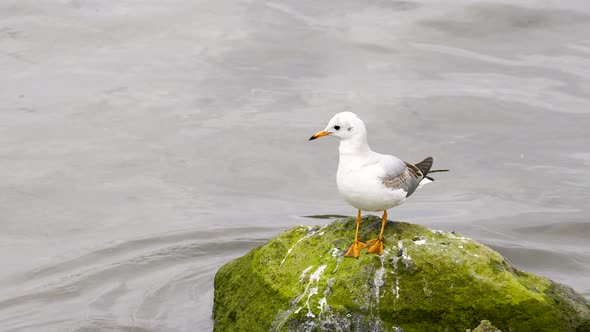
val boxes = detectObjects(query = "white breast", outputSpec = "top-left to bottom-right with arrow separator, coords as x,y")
336,155 -> 407,212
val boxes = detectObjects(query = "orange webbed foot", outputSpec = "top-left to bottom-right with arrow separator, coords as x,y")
344,241 -> 367,258
367,239 -> 384,255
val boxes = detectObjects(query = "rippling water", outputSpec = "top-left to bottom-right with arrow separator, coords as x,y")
1,0 -> 589,331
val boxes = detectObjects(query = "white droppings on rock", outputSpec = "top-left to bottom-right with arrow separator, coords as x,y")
317,278 -> 335,320
402,250 -> 412,262
387,246 -> 401,301
330,248 -> 340,257
305,287 -> 318,318
414,239 -> 426,246
310,265 -> 326,283
280,226 -> 327,265
374,249 -> 388,305
393,277 -> 400,300
318,297 -> 328,316
398,240 -> 412,269
375,266 -> 385,297
302,265 -> 327,318
273,264 -> 327,329
330,248 -> 344,273
299,266 -> 313,282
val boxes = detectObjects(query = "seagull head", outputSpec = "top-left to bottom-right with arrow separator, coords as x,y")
309,112 -> 366,141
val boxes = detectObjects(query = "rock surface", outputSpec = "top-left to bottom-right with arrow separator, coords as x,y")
213,216 -> 590,331
470,320 -> 502,332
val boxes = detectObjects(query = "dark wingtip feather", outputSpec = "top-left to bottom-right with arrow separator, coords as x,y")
415,157 -> 434,177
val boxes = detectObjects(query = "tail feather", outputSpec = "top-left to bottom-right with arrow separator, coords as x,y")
428,169 -> 450,174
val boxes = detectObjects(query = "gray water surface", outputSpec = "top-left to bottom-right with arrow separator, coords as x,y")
1,0 -> 590,331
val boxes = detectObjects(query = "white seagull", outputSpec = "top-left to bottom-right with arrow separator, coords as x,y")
309,112 -> 448,258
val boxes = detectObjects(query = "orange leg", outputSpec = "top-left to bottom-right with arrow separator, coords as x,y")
367,210 -> 387,255
344,209 -> 366,258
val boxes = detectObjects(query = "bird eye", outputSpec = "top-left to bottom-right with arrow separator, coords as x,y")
334,125 -> 340,130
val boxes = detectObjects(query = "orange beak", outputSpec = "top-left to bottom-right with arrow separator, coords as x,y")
308,131 -> 331,141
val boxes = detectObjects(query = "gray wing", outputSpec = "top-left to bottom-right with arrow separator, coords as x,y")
381,161 -> 423,197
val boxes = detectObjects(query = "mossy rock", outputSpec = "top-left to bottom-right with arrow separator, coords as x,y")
213,216 -> 590,331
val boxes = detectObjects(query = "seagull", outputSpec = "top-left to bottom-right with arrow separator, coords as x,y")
309,112 -> 448,258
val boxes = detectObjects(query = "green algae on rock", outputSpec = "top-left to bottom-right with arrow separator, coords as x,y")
213,216 -> 590,332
